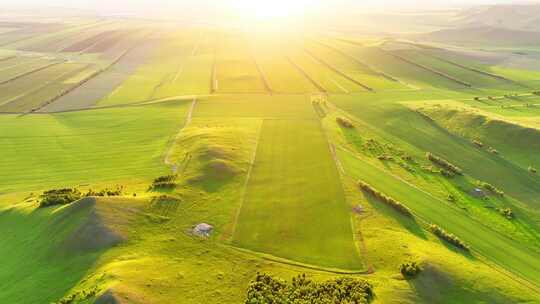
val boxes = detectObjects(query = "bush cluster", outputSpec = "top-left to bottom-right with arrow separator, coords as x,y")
400,261 -> 422,278
358,181 -> 412,217
149,174 -> 177,190
477,181 -> 504,197
39,188 -> 82,208
472,139 -> 484,148
426,152 -> 463,175
488,146 -> 499,154
430,224 -> 470,251
529,166 -> 537,174
39,186 -> 124,208
498,207 -> 514,219
85,185 -> 123,197
336,116 -> 354,128
377,154 -> 393,161
245,273 -> 373,304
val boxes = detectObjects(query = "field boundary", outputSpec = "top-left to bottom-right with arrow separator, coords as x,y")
428,53 -> 528,87
224,244 -> 370,275
1,63 -> 84,110
286,56 -> 327,93
313,39 -> 399,83
379,48 -> 473,87
250,48 -> 273,95
0,60 -> 65,85
163,98 -> 197,173
228,119 -> 263,241
303,49 -> 374,92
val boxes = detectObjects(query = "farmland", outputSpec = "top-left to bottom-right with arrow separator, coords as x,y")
1,6 -> 540,304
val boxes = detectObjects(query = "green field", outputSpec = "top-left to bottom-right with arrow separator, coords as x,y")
233,119 -> 363,269
0,100 -> 190,193
1,9 -> 540,304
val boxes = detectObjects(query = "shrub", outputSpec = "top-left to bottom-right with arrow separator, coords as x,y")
440,169 -> 455,178
477,181 -> 504,197
430,224 -> 470,251
472,140 -> 484,148
245,273 -> 373,304
400,261 -> 421,278
149,174 -> 177,190
336,116 -> 354,128
529,166 -> 537,174
488,146 -> 499,154
85,185 -> 123,197
39,188 -> 82,208
426,152 -> 463,175
358,181 -> 412,217
377,154 -> 393,161
498,207 -> 514,219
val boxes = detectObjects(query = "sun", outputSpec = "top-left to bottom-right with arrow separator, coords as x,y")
230,0 -> 315,20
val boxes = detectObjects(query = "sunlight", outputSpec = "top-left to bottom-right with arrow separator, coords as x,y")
230,0 -> 314,20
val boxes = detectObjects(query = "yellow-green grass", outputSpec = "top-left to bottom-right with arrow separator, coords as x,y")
98,34 -> 199,105
288,50 -> 366,94
305,40 -> 405,91
0,63 -> 90,112
153,55 -> 213,97
337,149 -> 540,286
250,37 -> 318,94
214,35 -> 266,93
334,43 -> 476,91
233,119 -> 363,269
193,94 -> 316,119
412,103 -> 540,179
0,62 -> 86,111
0,56 -> 56,82
332,95 -> 540,207
395,49 -> 525,93
0,198 -> 112,303
0,100 -> 190,193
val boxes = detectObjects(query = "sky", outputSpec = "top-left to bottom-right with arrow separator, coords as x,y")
5,0 -> 540,16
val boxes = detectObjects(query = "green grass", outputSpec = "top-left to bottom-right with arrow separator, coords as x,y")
233,119 -> 363,269
305,41 -> 405,91
0,100 -> 190,193
338,149 -> 540,285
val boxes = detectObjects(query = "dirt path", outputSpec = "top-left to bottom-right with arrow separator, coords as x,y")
164,97 -> 197,173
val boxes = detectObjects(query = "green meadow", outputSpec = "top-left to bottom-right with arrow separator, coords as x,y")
0,10 -> 540,304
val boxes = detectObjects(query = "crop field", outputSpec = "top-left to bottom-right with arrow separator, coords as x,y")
0,100 -> 190,193
250,36 -> 318,93
1,8 -> 540,304
288,48 -> 368,93
305,40 -> 406,91
0,62 -> 90,112
233,119 -> 363,269
214,34 -> 267,93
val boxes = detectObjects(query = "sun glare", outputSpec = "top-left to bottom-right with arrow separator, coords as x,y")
231,0 -> 314,20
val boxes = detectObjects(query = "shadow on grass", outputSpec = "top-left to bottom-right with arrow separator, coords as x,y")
363,193 -> 427,240
407,264 -> 513,304
0,206 -> 105,303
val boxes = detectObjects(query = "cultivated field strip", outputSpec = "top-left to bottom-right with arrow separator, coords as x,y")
0,63 -> 89,112
312,39 -> 405,86
0,100 -> 191,192
286,56 -> 327,93
0,59 -> 65,85
303,48 -> 374,92
380,48 -> 473,87
213,34 -> 267,94
233,118 -> 363,269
